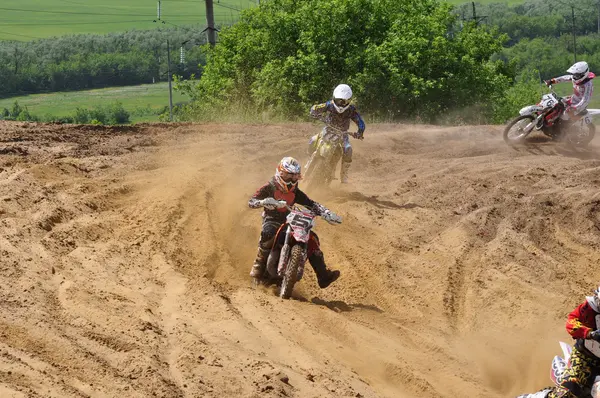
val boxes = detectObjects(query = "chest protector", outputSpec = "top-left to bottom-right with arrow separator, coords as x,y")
585,314 -> 600,358
273,188 -> 296,213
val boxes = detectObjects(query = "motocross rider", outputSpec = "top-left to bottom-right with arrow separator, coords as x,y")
544,61 -> 595,120
308,84 -> 365,184
518,286 -> 600,398
248,157 -> 341,288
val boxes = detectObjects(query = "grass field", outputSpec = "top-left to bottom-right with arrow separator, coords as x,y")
444,0 -> 523,5
0,0 -> 256,41
0,83 -> 188,123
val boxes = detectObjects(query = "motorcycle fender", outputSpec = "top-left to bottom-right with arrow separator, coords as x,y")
550,355 -> 568,386
559,341 -> 572,363
519,105 -> 542,116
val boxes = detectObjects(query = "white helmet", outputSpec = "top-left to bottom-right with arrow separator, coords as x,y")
567,61 -> 590,84
274,157 -> 301,193
332,84 -> 352,113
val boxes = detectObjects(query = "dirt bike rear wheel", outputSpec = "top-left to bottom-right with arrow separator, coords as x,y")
279,245 -> 303,299
504,114 -> 536,145
564,123 -> 596,147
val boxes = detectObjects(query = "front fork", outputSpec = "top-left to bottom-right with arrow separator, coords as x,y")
276,227 -> 307,280
277,226 -> 292,277
524,113 -> 545,133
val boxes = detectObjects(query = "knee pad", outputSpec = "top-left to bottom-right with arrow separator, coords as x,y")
259,222 -> 280,248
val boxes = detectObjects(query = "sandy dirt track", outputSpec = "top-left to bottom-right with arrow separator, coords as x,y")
1,120 -> 600,398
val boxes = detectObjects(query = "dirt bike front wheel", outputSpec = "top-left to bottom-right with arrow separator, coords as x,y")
504,114 -> 536,145
279,244 -> 303,299
305,157 -> 329,192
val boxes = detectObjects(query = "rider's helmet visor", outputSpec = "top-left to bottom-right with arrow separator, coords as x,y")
334,98 -> 350,108
281,171 -> 301,182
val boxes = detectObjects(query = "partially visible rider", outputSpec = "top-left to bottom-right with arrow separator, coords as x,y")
248,157 -> 341,288
544,61 -> 595,121
518,285 -> 600,398
308,84 -> 366,183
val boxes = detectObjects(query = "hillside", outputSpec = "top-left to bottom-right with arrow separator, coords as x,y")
0,0 -> 256,41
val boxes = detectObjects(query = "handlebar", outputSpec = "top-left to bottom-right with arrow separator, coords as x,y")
284,203 -> 341,224
315,117 -> 362,139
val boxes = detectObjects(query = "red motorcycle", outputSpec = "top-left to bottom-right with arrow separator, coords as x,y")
257,204 -> 341,299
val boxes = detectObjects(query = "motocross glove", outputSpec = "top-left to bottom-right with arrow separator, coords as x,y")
588,330 -> 600,342
261,197 -> 287,210
322,210 -> 342,224
353,132 -> 364,140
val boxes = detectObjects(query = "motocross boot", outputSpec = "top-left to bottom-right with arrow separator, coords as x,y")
308,251 -> 340,288
250,247 -> 270,278
340,161 -> 351,184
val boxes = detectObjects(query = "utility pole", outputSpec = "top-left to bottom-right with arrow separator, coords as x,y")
154,1 -> 173,120
167,39 -> 173,122
571,5 -> 577,64
462,2 -> 486,25
205,0 -> 217,46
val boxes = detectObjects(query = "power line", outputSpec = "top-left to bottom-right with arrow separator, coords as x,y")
0,20 -> 153,26
0,30 -> 43,39
0,7 -> 204,17
554,0 -> 586,12
57,0 -> 153,9
214,3 -> 242,12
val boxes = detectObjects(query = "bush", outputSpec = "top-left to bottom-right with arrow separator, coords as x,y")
0,101 -> 38,121
106,102 -> 130,124
175,0 -> 512,123
492,69 -> 542,124
72,101 -> 130,125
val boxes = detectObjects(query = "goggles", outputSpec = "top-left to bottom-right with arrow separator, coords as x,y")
334,98 -> 350,108
281,171 -> 301,182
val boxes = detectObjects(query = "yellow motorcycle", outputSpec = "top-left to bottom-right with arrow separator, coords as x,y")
304,123 -> 360,190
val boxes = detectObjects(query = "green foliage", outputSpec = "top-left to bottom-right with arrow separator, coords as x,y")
176,0 -> 512,122
0,98 -> 132,125
496,37 -> 572,80
491,69 -> 542,123
454,0 -> 599,42
0,83 -> 185,123
0,100 -> 37,121
73,102 -> 130,125
0,27 -> 206,97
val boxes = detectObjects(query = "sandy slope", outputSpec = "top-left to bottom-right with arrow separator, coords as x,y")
1,120 -> 600,398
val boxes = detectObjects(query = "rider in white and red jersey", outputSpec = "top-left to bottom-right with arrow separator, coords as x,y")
545,61 -> 595,118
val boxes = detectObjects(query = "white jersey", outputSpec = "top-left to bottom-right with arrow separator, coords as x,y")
553,73 -> 594,113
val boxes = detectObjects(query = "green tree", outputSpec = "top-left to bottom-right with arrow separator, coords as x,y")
177,0 -> 511,122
